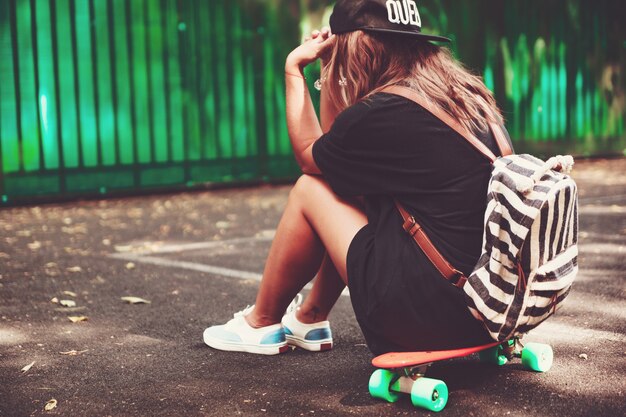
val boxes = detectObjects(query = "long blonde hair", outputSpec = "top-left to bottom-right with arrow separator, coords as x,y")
324,31 -> 503,134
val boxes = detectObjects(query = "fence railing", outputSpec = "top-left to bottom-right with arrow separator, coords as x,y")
1,0 -> 624,204
0,0 -> 299,203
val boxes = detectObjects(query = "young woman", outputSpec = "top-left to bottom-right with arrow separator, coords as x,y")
203,0 -> 511,355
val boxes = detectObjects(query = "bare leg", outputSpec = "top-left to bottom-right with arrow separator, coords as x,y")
247,175 -> 367,328
297,254 -> 345,324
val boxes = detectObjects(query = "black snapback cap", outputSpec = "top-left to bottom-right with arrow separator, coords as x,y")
330,0 -> 451,43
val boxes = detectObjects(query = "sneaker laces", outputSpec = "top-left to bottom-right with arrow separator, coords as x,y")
285,293 -> 303,315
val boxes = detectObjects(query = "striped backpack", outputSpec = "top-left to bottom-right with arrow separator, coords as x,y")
384,86 -> 579,342
462,154 -> 578,341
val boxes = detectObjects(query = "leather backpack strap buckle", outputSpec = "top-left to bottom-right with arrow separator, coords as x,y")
395,199 -> 467,289
451,270 -> 468,288
402,216 -> 422,236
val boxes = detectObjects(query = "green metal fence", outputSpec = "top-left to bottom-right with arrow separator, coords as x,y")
1,0 -> 624,204
0,0 -> 299,203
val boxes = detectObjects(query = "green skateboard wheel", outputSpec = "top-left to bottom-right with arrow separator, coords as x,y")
521,342 -> 553,372
369,369 -> 401,403
479,345 -> 508,366
410,377 -> 448,412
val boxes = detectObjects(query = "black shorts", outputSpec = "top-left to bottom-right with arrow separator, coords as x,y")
346,224 -> 492,356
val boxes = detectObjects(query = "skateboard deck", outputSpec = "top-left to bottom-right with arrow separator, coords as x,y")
368,339 -> 553,413
372,341 -> 500,369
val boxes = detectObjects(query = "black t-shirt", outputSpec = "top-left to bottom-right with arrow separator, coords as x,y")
313,92 -> 510,354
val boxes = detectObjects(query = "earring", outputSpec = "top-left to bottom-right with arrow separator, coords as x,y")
338,77 -> 347,87
314,78 -> 324,91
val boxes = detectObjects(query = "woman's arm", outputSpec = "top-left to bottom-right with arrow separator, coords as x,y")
284,29 -> 336,174
284,62 -> 322,174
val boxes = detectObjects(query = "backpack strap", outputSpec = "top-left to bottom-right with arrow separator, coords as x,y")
490,121 -> 514,158
381,85 -> 514,160
394,200 -> 467,288
380,85 -> 513,288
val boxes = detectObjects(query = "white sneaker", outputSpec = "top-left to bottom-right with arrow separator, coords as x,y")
282,294 -> 333,352
203,306 -> 289,355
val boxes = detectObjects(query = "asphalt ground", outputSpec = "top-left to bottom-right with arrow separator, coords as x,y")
0,158 -> 625,417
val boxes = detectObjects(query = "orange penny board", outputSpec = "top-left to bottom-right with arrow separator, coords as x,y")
372,342 -> 501,369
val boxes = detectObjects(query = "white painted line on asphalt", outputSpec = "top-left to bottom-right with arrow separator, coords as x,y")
122,236 -> 275,256
577,242 -> 626,254
578,193 -> 626,205
110,252 -> 264,281
579,205 -> 626,214
577,267 -> 625,278
0,328 -> 29,345
109,238 -> 349,295
578,231 -> 625,242
530,320 -> 626,344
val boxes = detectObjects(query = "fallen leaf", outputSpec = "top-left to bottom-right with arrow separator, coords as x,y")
59,300 -> 76,308
125,262 -> 136,270
54,306 -> 86,313
62,291 -> 77,297
44,399 -> 57,411
92,275 -> 106,284
114,245 -> 133,253
59,350 -> 88,356
127,208 -> 144,219
256,229 -> 276,239
579,353 -> 588,360
66,266 -> 82,273
21,361 -> 35,373
28,241 -> 42,250
121,296 -> 151,304
68,316 -> 88,323
102,239 -> 111,246
61,225 -> 88,234
0,252 -> 10,259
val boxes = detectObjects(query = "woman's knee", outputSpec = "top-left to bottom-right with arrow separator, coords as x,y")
290,174 -> 333,203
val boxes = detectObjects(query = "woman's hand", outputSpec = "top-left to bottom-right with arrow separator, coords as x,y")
285,27 -> 335,73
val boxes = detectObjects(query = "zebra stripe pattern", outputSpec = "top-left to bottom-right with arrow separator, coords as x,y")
463,154 -> 579,341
